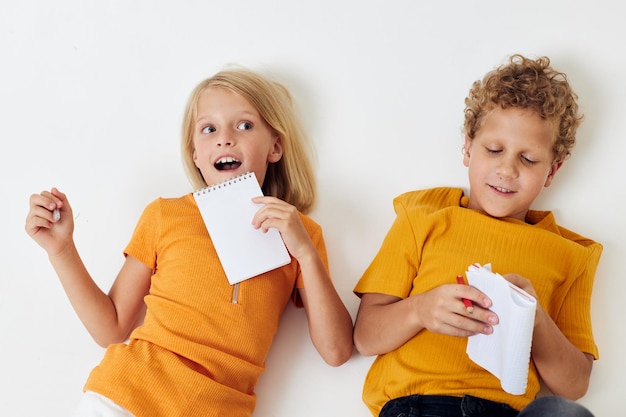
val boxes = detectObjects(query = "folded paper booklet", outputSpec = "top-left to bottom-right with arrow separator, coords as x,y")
465,263 -> 537,395
193,172 -> 291,285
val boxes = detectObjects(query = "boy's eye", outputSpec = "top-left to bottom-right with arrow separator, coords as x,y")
201,126 -> 216,134
237,121 -> 253,130
521,155 -> 537,164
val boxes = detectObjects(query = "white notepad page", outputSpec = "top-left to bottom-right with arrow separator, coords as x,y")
465,263 -> 537,395
193,172 -> 291,284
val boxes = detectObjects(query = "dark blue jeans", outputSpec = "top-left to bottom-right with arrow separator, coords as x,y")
379,395 -> 594,417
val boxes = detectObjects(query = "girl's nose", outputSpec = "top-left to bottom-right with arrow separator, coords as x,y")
216,131 -> 233,147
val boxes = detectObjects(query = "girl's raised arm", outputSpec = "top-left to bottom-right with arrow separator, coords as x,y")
26,188 -> 151,346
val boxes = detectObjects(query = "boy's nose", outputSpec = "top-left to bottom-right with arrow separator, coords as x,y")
496,158 -> 518,179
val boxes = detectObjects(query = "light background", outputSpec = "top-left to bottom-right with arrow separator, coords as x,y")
1,1 -> 623,416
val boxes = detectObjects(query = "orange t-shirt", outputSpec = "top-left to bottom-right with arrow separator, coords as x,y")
354,187 -> 602,415
84,194 -> 328,417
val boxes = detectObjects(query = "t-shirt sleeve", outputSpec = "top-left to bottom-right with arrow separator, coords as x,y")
555,242 -> 602,359
353,197 -> 421,299
124,199 -> 161,272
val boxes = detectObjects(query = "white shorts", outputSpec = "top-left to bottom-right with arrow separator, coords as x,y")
72,391 -> 135,417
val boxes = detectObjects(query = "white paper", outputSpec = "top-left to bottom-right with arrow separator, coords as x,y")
193,172 -> 291,284
465,263 -> 536,395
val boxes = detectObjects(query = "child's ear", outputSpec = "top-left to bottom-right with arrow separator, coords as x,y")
462,135 -> 472,167
267,135 -> 283,163
192,149 -> 199,167
544,161 -> 563,187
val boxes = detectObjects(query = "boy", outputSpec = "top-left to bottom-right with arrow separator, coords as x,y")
353,54 -> 601,417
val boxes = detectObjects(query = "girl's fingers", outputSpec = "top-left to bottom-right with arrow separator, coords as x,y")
31,192 -> 60,212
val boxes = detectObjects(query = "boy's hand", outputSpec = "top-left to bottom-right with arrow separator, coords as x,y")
502,273 -> 538,299
415,284 -> 498,337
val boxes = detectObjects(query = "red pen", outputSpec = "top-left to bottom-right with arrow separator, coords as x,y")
456,275 -> 474,314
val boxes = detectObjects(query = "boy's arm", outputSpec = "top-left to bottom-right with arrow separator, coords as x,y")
530,305 -> 593,399
504,273 -> 593,399
354,287 -> 497,357
353,293 -> 423,356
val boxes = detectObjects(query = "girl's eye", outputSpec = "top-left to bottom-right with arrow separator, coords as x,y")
486,147 -> 501,154
201,126 -> 216,134
237,121 -> 253,130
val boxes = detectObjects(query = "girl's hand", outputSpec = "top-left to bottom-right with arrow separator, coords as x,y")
25,187 -> 74,256
251,196 -> 314,261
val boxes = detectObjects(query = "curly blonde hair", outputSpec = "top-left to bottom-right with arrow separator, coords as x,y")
181,68 -> 316,214
463,54 -> 583,163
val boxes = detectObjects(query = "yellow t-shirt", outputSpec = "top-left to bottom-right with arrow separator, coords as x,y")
354,187 -> 602,415
84,194 -> 329,417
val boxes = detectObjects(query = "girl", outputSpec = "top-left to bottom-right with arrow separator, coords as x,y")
25,68 -> 354,417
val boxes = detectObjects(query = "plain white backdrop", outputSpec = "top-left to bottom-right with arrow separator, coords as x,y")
1,1 -> 624,416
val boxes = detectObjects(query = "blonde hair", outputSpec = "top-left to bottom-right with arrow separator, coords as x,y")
463,54 -> 583,163
181,68 -> 317,214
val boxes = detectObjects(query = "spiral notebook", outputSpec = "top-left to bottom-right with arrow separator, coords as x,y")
465,263 -> 537,395
193,172 -> 291,285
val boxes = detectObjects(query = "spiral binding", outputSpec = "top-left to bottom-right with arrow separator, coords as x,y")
194,172 -> 254,196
